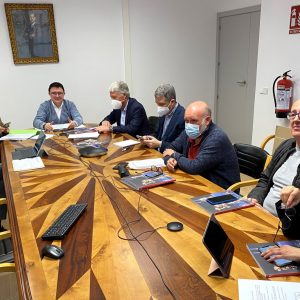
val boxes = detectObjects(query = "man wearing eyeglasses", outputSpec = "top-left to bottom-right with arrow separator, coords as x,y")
140,84 -> 185,150
33,82 -> 83,131
248,100 -> 300,238
161,101 -> 240,189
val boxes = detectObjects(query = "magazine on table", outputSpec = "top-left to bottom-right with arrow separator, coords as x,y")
247,240 -> 300,278
191,190 -> 254,215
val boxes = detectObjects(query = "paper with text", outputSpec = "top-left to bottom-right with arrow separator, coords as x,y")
238,279 -> 300,300
13,157 -> 45,171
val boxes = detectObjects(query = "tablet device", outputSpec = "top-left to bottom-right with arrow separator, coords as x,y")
202,214 -> 234,278
206,194 -> 237,205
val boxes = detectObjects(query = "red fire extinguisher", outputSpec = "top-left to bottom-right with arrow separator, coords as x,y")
273,70 -> 293,118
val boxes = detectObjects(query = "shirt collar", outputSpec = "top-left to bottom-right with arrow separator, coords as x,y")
51,100 -> 64,110
122,98 -> 129,111
166,102 -> 178,118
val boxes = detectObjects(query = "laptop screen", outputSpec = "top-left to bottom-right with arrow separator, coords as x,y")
34,132 -> 46,154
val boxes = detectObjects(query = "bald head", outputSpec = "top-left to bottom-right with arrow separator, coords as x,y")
291,99 -> 300,111
185,101 -> 212,125
289,100 -> 300,144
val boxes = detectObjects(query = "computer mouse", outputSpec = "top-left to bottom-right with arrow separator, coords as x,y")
167,221 -> 184,232
42,244 -> 64,259
78,146 -> 107,157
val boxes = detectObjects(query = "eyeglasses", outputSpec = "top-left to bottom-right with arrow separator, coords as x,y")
273,205 -> 296,242
50,92 -> 64,96
150,165 -> 163,174
287,111 -> 300,120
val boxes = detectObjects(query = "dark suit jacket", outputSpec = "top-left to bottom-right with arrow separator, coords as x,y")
156,103 -> 185,143
102,98 -> 150,137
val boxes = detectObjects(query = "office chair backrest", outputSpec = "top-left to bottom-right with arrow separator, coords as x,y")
234,143 -> 269,179
148,116 -> 159,135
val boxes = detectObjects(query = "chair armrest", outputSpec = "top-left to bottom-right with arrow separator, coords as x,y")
227,179 -> 259,193
0,198 -> 7,205
0,230 -> 11,240
260,134 -> 275,150
0,263 -> 15,272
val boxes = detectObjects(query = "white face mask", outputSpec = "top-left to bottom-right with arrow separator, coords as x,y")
157,106 -> 170,117
111,99 -> 122,110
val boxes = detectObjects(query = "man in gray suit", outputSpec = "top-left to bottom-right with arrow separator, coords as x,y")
33,82 -> 83,131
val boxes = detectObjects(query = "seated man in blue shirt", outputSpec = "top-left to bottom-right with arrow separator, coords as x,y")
33,82 -> 83,131
96,81 -> 150,136
141,84 -> 185,151
162,101 -> 240,189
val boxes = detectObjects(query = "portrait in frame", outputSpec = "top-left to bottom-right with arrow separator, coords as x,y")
5,3 -> 59,64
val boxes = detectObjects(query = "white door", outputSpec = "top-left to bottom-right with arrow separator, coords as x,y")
216,9 -> 260,144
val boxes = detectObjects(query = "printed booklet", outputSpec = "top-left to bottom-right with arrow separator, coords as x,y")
191,190 -> 254,215
247,240 -> 300,278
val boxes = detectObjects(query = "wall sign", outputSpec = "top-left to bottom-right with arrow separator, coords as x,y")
289,5 -> 300,34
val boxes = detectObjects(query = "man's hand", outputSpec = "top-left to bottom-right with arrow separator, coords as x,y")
44,122 -> 53,132
0,126 -> 9,134
280,186 -> 300,208
101,120 -> 111,127
142,136 -> 161,148
163,149 -> 175,157
261,245 -> 300,262
67,119 -> 77,130
166,157 -> 177,172
96,125 -> 111,133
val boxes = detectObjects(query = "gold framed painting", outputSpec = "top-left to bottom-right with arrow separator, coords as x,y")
5,3 -> 59,64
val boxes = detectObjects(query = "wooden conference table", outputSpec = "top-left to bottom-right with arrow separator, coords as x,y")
1,133 -> 299,299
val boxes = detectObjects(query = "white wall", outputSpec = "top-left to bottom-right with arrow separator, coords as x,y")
252,0 -> 300,146
128,0 -> 261,117
0,0 -> 261,129
0,0 -> 124,128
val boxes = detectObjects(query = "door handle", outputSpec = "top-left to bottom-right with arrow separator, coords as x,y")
236,81 -> 246,85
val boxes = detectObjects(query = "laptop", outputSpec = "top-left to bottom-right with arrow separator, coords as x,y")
12,131 -> 46,160
202,214 -> 234,278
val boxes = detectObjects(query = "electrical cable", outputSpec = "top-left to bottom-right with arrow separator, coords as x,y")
78,156 -> 177,299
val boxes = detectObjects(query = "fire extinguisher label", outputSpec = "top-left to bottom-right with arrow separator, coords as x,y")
276,86 -> 292,109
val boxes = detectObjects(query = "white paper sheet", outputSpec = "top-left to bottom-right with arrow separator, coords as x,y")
0,133 -> 53,140
238,279 -> 300,300
128,158 -> 165,170
68,132 -> 99,139
12,157 -> 45,171
52,124 -> 86,130
113,140 -> 140,148
52,123 -> 70,130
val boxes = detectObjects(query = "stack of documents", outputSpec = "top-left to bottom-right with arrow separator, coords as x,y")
128,158 -> 165,170
12,157 -> 45,171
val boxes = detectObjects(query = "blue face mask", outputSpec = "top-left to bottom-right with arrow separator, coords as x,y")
185,123 -> 200,139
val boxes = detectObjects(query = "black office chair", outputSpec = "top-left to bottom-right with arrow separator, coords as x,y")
148,116 -> 159,135
227,143 -> 270,194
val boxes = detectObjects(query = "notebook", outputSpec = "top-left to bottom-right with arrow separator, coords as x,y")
12,131 -> 46,160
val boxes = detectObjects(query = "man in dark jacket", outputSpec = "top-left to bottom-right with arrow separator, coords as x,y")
248,100 -> 300,238
0,120 -> 9,225
162,101 -> 240,189
141,84 -> 185,151
97,81 -> 150,137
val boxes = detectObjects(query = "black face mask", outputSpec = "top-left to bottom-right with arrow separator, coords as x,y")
276,200 -> 300,239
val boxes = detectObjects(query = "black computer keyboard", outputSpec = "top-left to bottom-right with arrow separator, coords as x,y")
42,203 -> 87,240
